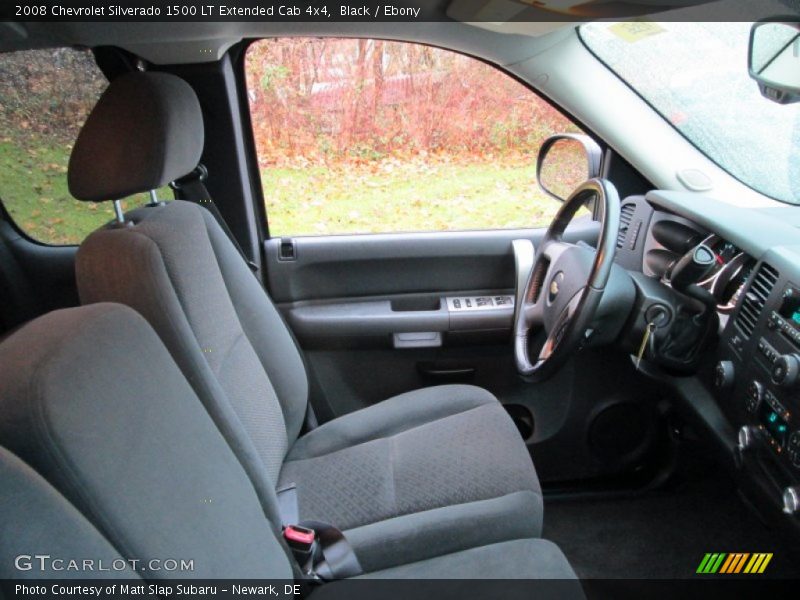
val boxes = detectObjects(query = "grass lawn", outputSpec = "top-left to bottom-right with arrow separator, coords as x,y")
261,159 -> 561,237
0,138 -> 122,245
1,137 -> 562,245
0,138 -> 153,245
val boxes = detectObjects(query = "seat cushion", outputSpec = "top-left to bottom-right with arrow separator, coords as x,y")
280,384 -> 543,571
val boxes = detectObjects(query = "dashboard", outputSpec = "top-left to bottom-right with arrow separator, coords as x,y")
614,190 -> 800,526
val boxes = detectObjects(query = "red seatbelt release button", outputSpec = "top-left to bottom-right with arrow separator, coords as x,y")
283,525 -> 316,552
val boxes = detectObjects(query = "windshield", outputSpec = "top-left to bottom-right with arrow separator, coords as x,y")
580,22 -> 800,205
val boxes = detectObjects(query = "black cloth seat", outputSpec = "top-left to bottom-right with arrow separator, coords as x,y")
69,71 -> 544,571
0,305 -> 580,588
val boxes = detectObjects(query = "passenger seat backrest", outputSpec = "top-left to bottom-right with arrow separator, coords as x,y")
77,201 -> 303,484
70,72 -> 309,496
0,304 -> 294,579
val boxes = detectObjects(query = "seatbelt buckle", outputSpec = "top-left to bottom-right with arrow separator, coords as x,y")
283,524 -> 316,554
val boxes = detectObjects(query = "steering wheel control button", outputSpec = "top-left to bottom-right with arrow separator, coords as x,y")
746,380 -> 764,413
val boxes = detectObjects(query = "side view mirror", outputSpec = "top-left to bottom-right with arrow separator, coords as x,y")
748,20 -> 800,105
536,133 -> 603,202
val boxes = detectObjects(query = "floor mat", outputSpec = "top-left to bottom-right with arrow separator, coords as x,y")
543,472 -> 798,579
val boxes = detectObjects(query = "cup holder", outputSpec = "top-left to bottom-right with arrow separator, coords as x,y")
504,404 -> 534,440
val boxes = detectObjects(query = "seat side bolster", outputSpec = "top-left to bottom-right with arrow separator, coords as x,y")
0,446 -> 141,580
201,207 -> 309,444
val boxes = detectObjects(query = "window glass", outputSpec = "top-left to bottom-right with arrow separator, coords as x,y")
0,48 -> 155,245
246,39 -> 586,236
581,22 -> 800,205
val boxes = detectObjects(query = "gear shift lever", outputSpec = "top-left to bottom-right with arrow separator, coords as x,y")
668,243 -> 718,315
669,244 -> 717,292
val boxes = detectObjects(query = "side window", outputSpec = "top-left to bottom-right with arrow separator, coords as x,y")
245,39 -> 586,237
0,48 -> 131,245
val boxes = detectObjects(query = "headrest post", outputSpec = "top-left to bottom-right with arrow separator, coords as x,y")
148,189 -> 160,206
112,200 -> 125,224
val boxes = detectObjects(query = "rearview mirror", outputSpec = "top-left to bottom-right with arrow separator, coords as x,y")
748,20 -> 800,104
536,134 -> 602,202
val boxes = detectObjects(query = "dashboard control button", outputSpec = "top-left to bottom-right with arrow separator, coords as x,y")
746,380 -> 764,413
772,354 -> 800,388
788,431 -> 800,469
768,312 -> 781,331
757,339 -> 779,362
738,425 -> 756,451
782,487 -> 800,515
714,361 -> 734,389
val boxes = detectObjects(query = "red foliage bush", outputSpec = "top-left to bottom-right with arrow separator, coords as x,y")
246,39 -> 579,167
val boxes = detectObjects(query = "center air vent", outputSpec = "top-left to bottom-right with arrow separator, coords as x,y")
617,203 -> 635,248
735,262 -> 779,338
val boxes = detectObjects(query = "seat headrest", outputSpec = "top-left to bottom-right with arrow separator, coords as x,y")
68,71 -> 204,202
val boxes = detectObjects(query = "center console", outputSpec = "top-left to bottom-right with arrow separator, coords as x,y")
716,258 -> 800,519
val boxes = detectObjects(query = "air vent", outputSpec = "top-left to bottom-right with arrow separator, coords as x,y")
735,262 -> 779,338
617,203 -> 635,248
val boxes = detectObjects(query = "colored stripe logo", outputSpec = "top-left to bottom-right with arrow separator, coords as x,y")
696,553 -> 773,574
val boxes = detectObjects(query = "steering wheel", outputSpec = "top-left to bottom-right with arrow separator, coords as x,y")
512,178 -> 620,382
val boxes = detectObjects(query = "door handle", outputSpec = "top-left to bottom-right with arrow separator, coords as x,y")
417,363 -> 476,383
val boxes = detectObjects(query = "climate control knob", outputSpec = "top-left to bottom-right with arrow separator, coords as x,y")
714,361 -> 734,389
772,354 -> 800,388
745,380 -> 764,413
738,426 -> 757,451
783,487 -> 800,515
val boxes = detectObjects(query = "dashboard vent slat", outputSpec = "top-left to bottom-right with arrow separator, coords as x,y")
734,262 -> 779,339
617,203 -> 635,248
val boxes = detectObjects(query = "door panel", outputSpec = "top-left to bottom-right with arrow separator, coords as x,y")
268,220 -> 599,352
265,217 -> 665,486
265,219 -> 600,303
